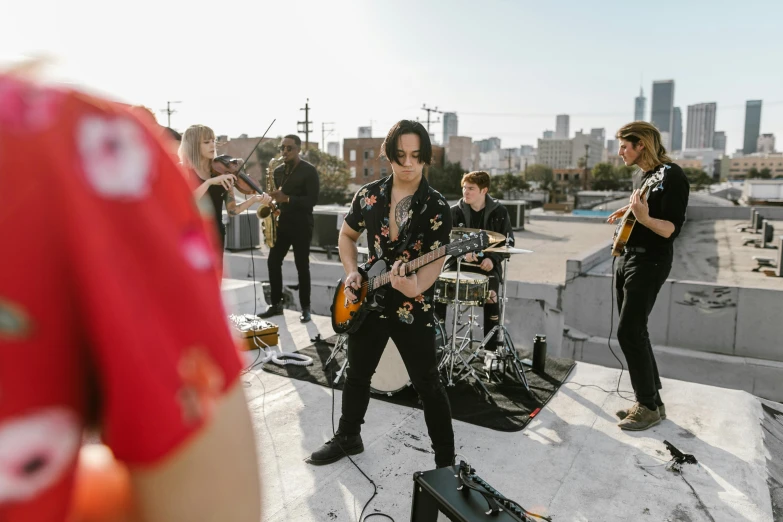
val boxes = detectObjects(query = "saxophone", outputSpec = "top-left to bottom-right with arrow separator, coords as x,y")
261,156 -> 285,248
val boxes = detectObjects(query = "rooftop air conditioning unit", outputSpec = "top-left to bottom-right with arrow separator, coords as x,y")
225,211 -> 260,250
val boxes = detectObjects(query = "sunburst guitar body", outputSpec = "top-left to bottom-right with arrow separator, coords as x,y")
611,167 -> 666,257
331,231 -> 489,334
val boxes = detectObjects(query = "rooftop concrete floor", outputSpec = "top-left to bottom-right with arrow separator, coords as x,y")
240,310 -> 775,522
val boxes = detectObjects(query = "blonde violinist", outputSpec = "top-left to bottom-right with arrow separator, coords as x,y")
178,125 -> 271,270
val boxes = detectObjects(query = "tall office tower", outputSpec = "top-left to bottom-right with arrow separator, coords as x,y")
634,87 -> 646,121
555,114 -> 570,139
685,103 -> 716,149
651,80 -> 675,137
442,112 -> 458,145
743,100 -> 762,154
672,107 -> 683,151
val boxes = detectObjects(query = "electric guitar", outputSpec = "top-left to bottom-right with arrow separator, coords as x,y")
610,166 -> 667,256
331,231 -> 490,334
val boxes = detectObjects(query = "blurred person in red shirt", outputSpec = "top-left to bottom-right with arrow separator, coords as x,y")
0,64 -> 261,522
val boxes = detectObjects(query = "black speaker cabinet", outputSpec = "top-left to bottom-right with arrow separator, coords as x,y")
410,466 -> 528,522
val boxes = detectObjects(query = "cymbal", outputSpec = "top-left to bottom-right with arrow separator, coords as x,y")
451,227 -> 505,244
483,246 -> 534,255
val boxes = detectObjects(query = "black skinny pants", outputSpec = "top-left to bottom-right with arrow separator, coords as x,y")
267,218 -> 312,308
338,311 -> 455,467
615,253 -> 671,405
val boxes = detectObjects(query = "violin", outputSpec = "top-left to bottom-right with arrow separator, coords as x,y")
211,155 -> 277,218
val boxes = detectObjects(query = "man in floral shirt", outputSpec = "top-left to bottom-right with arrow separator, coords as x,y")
308,120 -> 455,468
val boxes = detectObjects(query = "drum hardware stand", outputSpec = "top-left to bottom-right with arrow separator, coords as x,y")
479,244 -> 530,392
324,333 -> 350,386
438,255 -> 490,396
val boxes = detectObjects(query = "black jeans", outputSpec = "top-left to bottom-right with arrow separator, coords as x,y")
615,253 -> 671,406
338,312 -> 455,467
433,271 -> 501,348
268,218 -> 312,308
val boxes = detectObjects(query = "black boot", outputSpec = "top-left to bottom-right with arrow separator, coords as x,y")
308,433 -> 364,465
257,303 -> 283,319
299,306 -> 312,323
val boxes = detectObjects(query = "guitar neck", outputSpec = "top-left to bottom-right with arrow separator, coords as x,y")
622,183 -> 655,222
370,246 -> 447,291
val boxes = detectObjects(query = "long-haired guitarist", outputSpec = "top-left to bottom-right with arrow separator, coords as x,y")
606,121 -> 689,431
308,120 -> 456,468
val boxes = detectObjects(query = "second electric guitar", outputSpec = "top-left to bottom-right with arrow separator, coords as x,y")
331,231 -> 490,334
611,166 -> 667,257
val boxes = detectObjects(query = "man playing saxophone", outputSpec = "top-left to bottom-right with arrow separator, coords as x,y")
258,135 -> 320,323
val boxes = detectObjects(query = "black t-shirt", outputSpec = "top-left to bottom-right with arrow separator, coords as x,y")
469,207 -> 485,231
273,159 -> 320,226
189,169 -> 227,241
344,175 -> 452,326
626,162 -> 690,256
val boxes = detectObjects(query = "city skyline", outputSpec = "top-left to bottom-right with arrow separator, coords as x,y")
3,0 -> 782,154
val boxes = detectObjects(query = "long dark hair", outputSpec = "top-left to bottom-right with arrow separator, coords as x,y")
381,120 -> 432,165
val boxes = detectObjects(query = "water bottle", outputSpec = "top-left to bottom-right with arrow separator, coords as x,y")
533,335 -> 547,373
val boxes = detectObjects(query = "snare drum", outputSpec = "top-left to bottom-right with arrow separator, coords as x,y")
433,271 -> 489,307
370,316 -> 446,396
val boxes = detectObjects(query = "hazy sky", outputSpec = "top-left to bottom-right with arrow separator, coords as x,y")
4,0 -> 782,154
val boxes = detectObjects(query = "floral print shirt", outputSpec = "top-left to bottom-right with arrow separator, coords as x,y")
344,174 -> 452,326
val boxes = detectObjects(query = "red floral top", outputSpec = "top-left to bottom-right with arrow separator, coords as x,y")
0,75 -> 243,521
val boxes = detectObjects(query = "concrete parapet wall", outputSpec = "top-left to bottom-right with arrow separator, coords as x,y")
564,272 -> 783,364
686,205 -> 783,221
563,239 -> 783,401
561,331 -> 783,402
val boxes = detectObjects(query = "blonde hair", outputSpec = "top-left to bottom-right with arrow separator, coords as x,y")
178,124 -> 215,176
615,121 -> 671,169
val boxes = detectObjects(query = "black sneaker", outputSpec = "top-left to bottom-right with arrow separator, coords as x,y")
307,433 -> 364,465
257,303 -> 283,319
300,306 -> 312,323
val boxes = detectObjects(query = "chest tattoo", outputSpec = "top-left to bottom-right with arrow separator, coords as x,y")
395,195 -> 413,230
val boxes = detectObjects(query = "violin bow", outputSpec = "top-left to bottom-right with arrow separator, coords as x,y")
215,119 -> 276,195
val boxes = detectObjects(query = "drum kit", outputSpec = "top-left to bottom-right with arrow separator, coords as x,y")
327,228 -> 533,398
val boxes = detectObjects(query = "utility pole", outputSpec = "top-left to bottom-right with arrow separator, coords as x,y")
321,121 -> 335,152
159,101 -> 182,128
298,98 -> 313,150
419,104 -> 443,135
583,144 -> 590,190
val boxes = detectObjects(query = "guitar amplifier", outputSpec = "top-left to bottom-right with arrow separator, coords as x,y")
228,314 -> 279,350
410,465 -> 539,522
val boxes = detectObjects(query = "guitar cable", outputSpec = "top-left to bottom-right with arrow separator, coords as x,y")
566,256 -> 635,402
327,360 -> 394,522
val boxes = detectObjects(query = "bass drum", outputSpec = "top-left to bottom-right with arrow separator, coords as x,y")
370,314 -> 447,396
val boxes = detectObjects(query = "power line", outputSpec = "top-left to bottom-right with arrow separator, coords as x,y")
298,98 -> 313,150
419,104 -> 443,133
321,121 -> 335,152
159,101 -> 182,128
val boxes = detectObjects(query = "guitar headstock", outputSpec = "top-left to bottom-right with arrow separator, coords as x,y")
642,165 -> 667,189
446,231 -> 490,256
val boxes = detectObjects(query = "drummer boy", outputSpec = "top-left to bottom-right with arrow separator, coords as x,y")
438,171 -> 515,351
